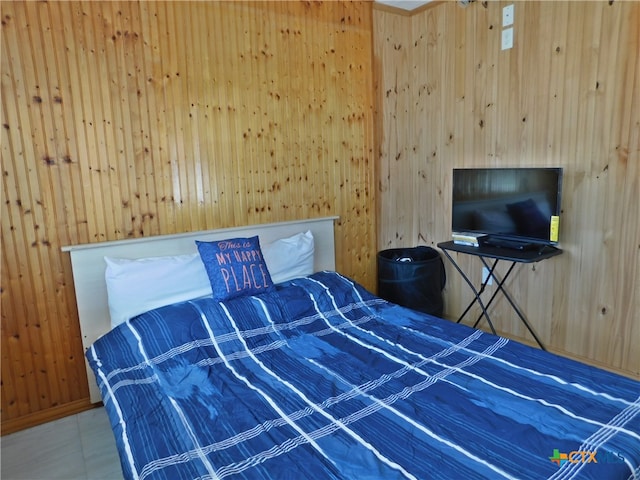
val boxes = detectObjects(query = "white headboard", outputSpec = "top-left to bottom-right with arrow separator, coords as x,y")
62,216 -> 339,403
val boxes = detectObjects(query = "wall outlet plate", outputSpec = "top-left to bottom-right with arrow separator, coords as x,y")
482,266 -> 493,285
501,27 -> 514,50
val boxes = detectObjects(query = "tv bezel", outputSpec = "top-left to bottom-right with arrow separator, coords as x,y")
451,167 -> 564,246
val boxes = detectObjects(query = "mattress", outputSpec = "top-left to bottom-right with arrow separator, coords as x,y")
86,271 -> 640,480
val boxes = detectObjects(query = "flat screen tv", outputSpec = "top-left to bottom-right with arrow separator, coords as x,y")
451,167 -> 563,247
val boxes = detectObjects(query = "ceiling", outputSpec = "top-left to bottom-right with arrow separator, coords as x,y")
374,0 -> 432,12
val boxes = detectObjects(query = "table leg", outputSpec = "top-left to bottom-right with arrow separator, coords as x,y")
478,258 -> 546,350
471,259 -> 516,328
440,249 -> 497,335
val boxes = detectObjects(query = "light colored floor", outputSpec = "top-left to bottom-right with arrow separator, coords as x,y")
1,407 -> 123,480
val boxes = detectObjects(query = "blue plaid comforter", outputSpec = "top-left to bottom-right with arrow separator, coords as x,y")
87,271 -> 640,480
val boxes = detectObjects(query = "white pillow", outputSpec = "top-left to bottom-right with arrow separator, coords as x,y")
104,231 -> 314,327
262,230 -> 314,284
105,254 -> 212,328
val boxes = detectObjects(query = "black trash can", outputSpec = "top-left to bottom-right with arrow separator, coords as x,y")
377,246 -> 446,317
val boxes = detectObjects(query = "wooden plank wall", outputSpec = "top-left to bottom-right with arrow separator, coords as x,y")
1,1 -> 376,433
374,1 -> 639,378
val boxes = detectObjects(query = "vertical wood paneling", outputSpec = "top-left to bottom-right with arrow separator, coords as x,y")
374,1 -> 639,377
373,9 -> 412,247
1,0 -> 376,432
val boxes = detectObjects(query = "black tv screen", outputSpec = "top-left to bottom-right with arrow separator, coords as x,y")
452,167 -> 563,245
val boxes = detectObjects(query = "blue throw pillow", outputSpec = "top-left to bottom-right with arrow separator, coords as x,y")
196,236 -> 275,302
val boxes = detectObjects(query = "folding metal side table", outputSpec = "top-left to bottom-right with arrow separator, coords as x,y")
437,241 -> 563,350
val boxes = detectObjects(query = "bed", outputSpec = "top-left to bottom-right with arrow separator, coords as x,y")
63,218 -> 640,480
